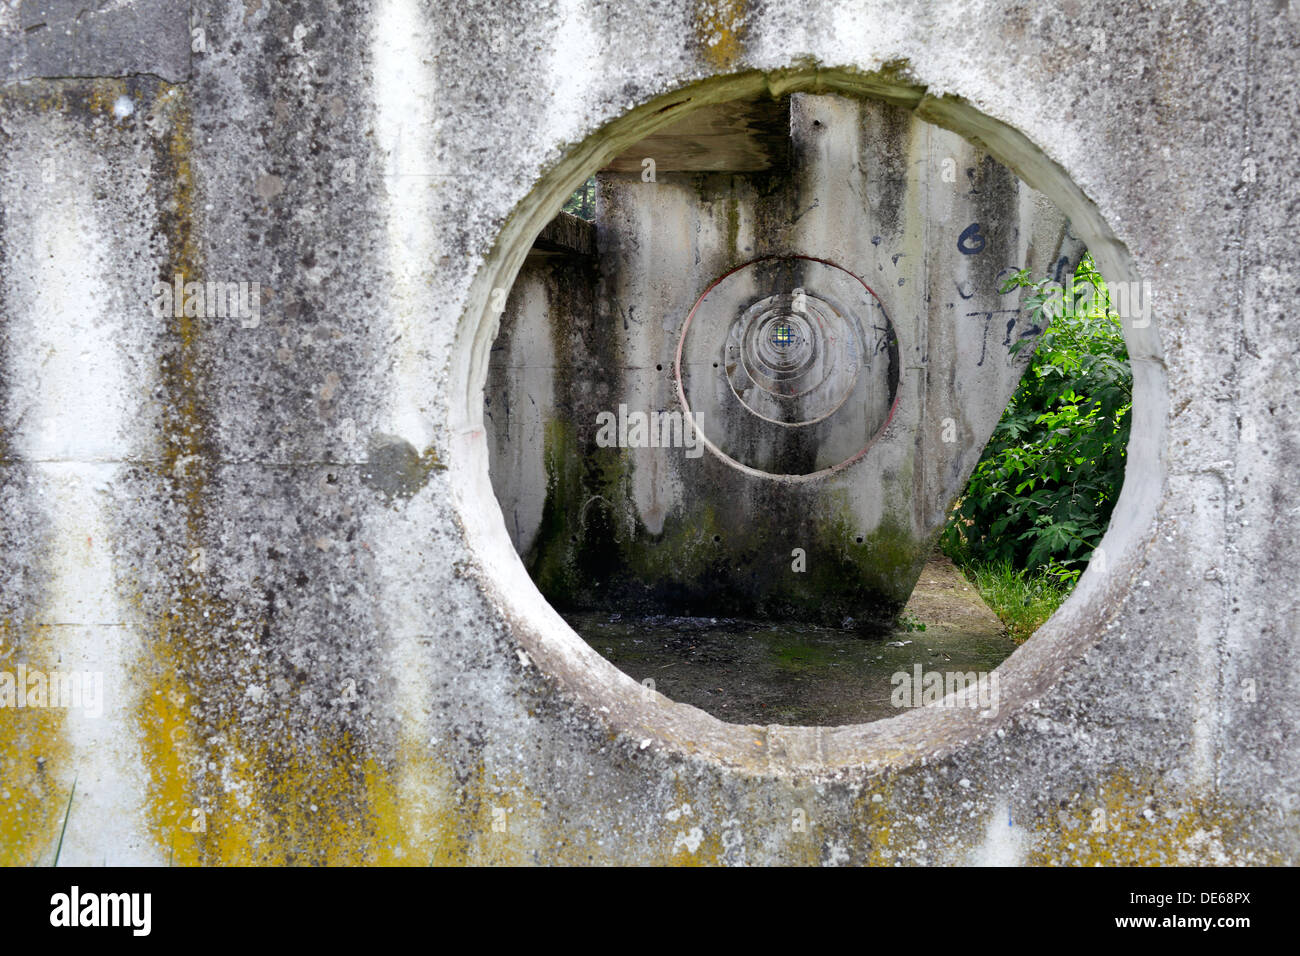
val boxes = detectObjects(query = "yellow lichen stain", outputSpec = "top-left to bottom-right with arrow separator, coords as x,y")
129,82 -> 216,865
847,777 -> 912,866
0,77 -> 157,867
767,781 -> 826,867
0,624 -> 73,866
85,79 -> 128,117
138,691 -> 448,866
1025,770 -> 1288,866
231,732 -> 394,865
635,773 -> 723,866
0,77 -> 131,124
693,0 -> 749,71
368,739 -> 448,866
129,622 -> 211,866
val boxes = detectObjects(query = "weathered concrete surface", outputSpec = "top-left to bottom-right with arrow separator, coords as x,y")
487,92 -> 1069,627
0,0 -> 191,83
0,0 -> 1297,865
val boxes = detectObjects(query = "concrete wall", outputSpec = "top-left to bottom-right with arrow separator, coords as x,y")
487,93 -> 1070,627
486,235 -> 599,560
0,0 -> 1296,865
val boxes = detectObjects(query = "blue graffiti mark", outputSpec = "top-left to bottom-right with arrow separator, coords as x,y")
958,222 -> 986,255
966,309 -> 1020,365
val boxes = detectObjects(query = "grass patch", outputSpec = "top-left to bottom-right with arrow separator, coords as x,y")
955,558 -> 1071,643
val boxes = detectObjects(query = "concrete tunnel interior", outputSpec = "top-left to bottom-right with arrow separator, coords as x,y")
483,89 -> 1101,727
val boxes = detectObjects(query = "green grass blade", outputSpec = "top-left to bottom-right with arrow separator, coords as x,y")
52,775 -> 77,867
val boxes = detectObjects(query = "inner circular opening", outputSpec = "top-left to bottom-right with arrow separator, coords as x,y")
454,68 -> 1163,772
479,84 -> 1137,730
702,257 -> 892,454
767,319 -> 798,350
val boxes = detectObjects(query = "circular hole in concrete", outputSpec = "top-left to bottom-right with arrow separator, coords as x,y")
456,70 -> 1160,773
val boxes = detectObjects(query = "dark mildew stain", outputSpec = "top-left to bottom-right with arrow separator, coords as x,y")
362,433 -> 444,502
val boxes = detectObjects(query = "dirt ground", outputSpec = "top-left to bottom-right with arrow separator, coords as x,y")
900,553 -> 1009,638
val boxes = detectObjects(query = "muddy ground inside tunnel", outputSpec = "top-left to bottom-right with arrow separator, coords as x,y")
565,554 -> 1016,726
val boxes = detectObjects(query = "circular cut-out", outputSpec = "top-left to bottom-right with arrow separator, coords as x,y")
458,71 -> 1161,775
676,256 -> 900,476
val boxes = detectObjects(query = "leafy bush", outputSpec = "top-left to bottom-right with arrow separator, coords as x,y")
562,176 -> 596,220
942,254 -> 1131,584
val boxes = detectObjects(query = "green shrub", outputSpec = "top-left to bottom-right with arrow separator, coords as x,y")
942,254 -> 1131,585
562,176 -> 596,220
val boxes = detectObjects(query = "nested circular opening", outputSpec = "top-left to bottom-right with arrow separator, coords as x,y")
690,255 -> 896,462
767,319 -> 798,351
450,68 -> 1164,775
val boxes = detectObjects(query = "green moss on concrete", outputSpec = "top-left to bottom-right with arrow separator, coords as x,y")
526,431 -> 929,629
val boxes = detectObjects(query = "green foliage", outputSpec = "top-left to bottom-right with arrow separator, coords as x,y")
53,776 -> 76,867
896,611 -> 927,633
562,175 -> 596,220
943,254 -> 1131,584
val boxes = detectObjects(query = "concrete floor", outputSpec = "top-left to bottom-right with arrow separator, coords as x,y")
566,554 -> 1014,726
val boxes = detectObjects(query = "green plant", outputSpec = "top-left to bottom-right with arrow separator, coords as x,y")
52,775 -> 76,867
959,558 -> 1072,643
562,175 -> 596,220
896,612 -> 927,633
943,254 -> 1131,582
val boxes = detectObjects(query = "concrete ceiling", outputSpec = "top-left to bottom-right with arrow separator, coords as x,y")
601,96 -> 791,173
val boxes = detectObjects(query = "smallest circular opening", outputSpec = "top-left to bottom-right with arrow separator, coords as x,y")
768,319 -> 797,349
656,363 -> 663,371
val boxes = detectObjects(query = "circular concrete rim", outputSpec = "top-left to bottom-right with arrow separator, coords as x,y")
449,67 -> 1166,778
674,254 -> 902,479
